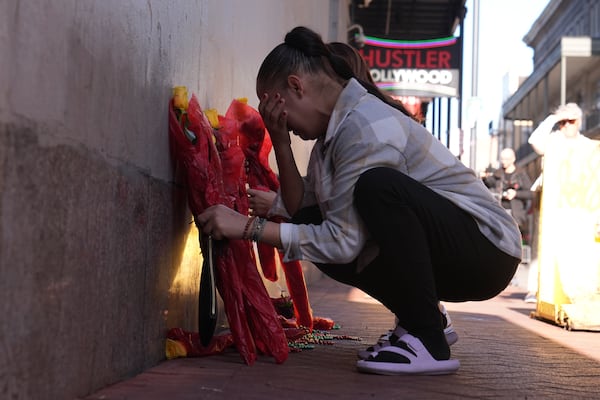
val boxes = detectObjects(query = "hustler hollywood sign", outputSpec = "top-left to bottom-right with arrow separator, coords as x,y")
358,36 -> 461,97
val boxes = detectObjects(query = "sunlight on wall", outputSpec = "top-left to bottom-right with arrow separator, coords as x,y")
169,224 -> 202,298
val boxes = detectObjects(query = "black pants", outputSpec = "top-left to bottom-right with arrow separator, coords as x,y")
293,167 -> 519,341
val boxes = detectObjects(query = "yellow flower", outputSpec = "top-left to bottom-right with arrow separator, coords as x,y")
165,338 -> 188,359
172,86 -> 189,111
204,108 -> 221,129
235,97 -> 248,104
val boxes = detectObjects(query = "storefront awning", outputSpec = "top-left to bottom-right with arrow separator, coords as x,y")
350,0 -> 466,41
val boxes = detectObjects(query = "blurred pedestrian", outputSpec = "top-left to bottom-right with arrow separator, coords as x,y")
482,148 -> 533,244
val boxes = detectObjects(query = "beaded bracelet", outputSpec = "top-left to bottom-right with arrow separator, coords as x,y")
242,216 -> 257,240
251,217 -> 267,242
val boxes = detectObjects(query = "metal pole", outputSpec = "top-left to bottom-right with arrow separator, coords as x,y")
544,75 -> 549,115
560,55 -> 566,105
385,0 -> 392,36
457,11 -> 465,159
434,97 -> 442,140
431,97 -> 439,136
446,97 -> 451,148
470,0 -> 480,170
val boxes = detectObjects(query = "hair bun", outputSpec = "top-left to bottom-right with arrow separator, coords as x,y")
284,26 -> 325,57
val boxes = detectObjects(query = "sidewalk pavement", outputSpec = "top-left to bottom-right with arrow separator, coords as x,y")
84,267 -> 600,400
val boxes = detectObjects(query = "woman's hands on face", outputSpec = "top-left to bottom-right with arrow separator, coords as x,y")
196,205 -> 248,241
258,93 -> 291,146
247,188 -> 277,217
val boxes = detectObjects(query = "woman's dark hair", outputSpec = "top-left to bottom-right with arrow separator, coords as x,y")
257,26 -> 416,120
327,41 -> 376,85
326,41 -> 418,121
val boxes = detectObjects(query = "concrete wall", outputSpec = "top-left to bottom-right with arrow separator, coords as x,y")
0,1 -> 349,398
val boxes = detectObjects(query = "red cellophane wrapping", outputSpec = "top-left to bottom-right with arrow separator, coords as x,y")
168,95 -> 288,365
166,328 -> 234,358
227,99 -> 314,330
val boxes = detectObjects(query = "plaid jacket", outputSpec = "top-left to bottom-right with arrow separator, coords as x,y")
273,79 -> 522,265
